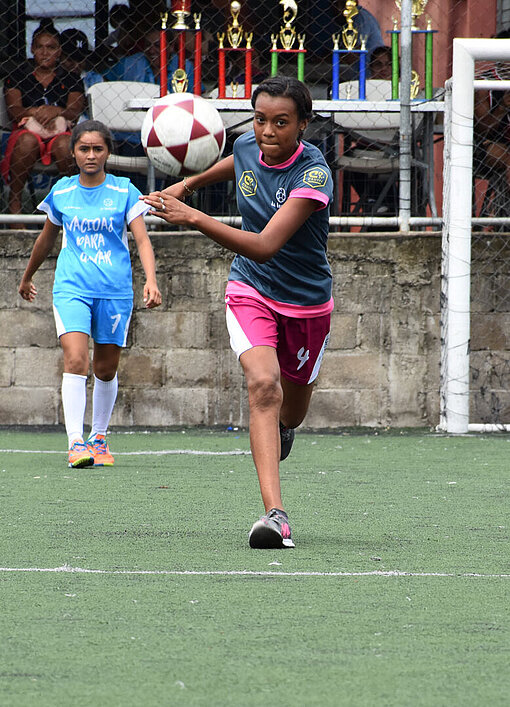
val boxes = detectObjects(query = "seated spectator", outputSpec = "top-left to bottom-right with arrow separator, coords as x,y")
60,28 -> 103,92
103,25 -> 196,157
1,19 -> 85,222
90,6 -> 139,72
368,45 -> 393,80
104,26 -> 196,94
100,3 -> 131,51
473,29 -> 510,204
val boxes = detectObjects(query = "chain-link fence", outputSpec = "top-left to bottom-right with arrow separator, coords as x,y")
471,54 -> 510,424
0,0 -> 504,223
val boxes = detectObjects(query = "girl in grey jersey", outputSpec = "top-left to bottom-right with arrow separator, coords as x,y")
144,76 -> 333,549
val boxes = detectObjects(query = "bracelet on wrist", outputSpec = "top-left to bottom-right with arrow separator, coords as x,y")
182,177 -> 195,196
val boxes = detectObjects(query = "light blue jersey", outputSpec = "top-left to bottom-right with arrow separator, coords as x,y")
38,174 -> 149,299
230,131 -> 333,307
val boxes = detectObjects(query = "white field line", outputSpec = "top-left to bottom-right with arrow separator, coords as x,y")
0,565 -> 509,578
0,449 -> 250,456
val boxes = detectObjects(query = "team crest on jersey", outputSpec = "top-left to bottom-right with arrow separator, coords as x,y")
303,167 -> 328,189
238,171 -> 258,197
275,187 -> 286,204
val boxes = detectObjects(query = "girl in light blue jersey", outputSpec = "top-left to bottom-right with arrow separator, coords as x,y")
19,120 -> 161,469
144,76 -> 333,550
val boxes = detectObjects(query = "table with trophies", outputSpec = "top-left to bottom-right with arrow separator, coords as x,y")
126,0 -> 444,218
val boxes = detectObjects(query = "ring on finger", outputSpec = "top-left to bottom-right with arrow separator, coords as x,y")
159,196 -> 166,212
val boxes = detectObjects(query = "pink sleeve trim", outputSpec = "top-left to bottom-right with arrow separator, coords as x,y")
289,188 -> 330,210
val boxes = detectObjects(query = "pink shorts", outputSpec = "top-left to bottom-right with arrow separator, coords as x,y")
226,294 -> 331,385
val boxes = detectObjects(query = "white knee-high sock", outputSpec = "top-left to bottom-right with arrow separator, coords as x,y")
90,374 -> 118,439
62,372 -> 88,446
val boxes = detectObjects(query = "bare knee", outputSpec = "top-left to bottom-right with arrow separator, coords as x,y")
280,379 -> 315,429
62,349 -> 89,376
52,135 -> 74,173
280,397 -> 309,428
10,134 -> 39,177
247,374 -> 283,413
13,131 -> 39,155
282,410 -> 306,429
93,360 -> 118,381
93,344 -> 121,381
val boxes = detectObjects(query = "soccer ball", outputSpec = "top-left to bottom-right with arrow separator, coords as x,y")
141,93 -> 226,177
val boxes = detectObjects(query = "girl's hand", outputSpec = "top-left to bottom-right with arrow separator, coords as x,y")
162,181 -> 188,201
33,105 -> 62,127
143,191 -> 194,227
19,278 -> 37,302
143,281 -> 162,309
139,181 -> 187,204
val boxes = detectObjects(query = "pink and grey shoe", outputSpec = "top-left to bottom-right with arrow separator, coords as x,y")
249,508 -> 295,549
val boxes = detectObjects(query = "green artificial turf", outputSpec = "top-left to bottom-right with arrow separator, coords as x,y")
1,428 -> 509,706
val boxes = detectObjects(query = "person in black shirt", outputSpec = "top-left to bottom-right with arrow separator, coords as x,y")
1,19 -> 85,223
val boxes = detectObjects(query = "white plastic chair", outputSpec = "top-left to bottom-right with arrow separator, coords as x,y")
87,81 -> 163,190
206,85 -> 257,134
334,80 -> 426,217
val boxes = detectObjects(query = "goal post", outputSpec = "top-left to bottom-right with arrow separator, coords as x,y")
440,38 -> 510,433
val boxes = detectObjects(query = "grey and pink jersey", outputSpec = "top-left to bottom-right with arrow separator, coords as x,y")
229,130 -> 333,310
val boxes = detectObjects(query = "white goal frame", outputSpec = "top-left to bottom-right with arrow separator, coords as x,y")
440,38 -> 510,433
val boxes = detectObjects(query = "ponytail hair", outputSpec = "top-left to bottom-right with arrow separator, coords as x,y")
32,18 -> 60,45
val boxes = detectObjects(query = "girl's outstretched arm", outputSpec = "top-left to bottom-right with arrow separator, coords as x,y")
143,191 -> 317,263
145,155 -> 236,202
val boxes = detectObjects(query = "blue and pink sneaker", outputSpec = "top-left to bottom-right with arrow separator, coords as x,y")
68,439 -> 94,469
248,508 -> 295,549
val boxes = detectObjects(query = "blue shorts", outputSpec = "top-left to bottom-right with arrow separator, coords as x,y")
52,293 -> 133,347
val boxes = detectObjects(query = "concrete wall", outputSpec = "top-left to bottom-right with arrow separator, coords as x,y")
0,230 -> 442,429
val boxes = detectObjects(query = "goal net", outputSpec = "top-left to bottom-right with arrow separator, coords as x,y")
440,38 -> 510,433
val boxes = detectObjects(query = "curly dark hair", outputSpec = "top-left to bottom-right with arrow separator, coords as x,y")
251,75 -> 313,123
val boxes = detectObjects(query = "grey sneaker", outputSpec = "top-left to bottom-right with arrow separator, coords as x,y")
248,508 -> 295,549
279,422 -> 295,461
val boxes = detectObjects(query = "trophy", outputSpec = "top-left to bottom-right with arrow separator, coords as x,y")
159,12 -> 168,97
395,0 -> 428,31
227,1 -> 243,48
410,70 -> 420,99
172,68 -> 189,93
163,2 -> 202,95
341,0 -> 359,51
171,0 -> 191,31
270,0 -> 306,81
279,0 -> 298,50
390,0 -> 437,100
331,0 -> 367,100
217,1 -> 254,98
